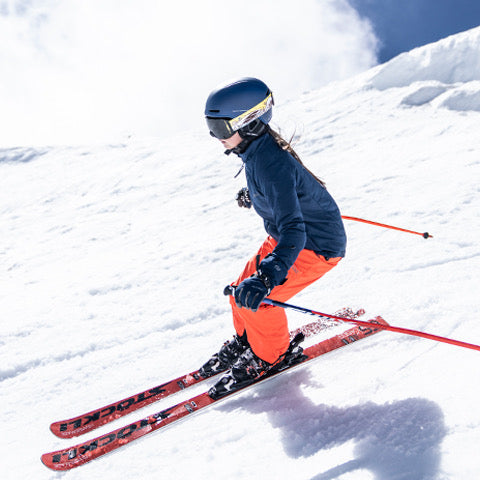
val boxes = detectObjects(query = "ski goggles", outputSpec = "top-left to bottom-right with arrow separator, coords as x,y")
207,93 -> 274,139
206,117 -> 236,139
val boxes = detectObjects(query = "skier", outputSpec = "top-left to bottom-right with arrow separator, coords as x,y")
201,77 -> 346,398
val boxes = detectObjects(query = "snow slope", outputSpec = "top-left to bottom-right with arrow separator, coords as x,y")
1,27 -> 480,480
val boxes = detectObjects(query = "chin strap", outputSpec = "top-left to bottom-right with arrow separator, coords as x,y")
224,138 -> 252,156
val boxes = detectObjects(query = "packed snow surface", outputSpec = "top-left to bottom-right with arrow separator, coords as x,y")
1,27 -> 480,480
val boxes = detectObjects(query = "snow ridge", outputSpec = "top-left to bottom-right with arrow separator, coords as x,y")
370,26 -> 480,113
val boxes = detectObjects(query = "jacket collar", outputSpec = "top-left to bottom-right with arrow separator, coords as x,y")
237,131 -> 269,162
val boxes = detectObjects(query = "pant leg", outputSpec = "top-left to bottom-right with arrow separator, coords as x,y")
230,236 -> 341,363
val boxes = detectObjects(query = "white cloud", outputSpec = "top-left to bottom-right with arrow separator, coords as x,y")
0,0 -> 378,146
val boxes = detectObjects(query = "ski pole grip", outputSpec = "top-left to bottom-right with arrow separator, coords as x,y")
224,285 -> 235,296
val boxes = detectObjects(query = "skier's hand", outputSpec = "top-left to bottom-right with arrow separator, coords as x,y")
236,187 -> 251,208
234,276 -> 269,312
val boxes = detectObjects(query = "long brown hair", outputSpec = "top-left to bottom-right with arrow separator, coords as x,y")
268,127 -> 326,187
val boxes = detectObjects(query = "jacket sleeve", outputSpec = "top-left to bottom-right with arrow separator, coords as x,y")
256,154 -> 306,286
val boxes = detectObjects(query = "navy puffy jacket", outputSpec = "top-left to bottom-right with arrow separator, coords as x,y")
238,132 -> 346,286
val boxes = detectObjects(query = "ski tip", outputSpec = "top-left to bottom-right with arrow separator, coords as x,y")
40,453 -> 58,471
373,315 -> 389,327
49,421 -> 75,439
49,422 -> 60,437
41,451 -> 86,471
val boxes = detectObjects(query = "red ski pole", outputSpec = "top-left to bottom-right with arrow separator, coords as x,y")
261,297 -> 480,352
342,215 -> 433,239
224,287 -> 478,351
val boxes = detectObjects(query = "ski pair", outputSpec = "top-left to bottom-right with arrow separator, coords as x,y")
50,307 -> 364,440
41,315 -> 387,471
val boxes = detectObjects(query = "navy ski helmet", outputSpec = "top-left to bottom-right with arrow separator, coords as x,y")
205,77 -> 274,139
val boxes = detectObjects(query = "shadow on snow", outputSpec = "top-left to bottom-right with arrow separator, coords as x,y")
219,369 -> 446,480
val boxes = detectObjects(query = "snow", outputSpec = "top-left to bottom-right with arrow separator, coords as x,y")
1,26 -> 480,480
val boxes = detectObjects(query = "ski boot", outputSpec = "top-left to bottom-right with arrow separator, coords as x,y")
209,333 -> 306,399
208,347 -> 271,399
199,333 -> 249,379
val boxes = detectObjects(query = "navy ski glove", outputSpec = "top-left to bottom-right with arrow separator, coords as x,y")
234,274 -> 271,312
258,253 -> 288,288
236,187 -> 251,208
234,253 -> 288,312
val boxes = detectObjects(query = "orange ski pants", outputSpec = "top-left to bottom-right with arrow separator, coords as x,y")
229,236 -> 341,363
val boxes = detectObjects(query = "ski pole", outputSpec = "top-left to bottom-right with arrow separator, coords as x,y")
341,215 -> 433,239
262,297 -> 480,352
224,286 -> 479,352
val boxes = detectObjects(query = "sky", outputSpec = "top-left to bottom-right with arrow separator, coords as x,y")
350,0 -> 480,63
0,0 -> 479,147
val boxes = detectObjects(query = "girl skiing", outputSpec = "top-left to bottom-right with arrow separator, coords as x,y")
200,77 -> 346,398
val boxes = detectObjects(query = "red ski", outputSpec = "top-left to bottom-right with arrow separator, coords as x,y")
50,308 -> 363,439
41,316 -> 387,471
49,369 -> 206,439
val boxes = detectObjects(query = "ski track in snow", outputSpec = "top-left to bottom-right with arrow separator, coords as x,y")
2,27 -> 480,480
